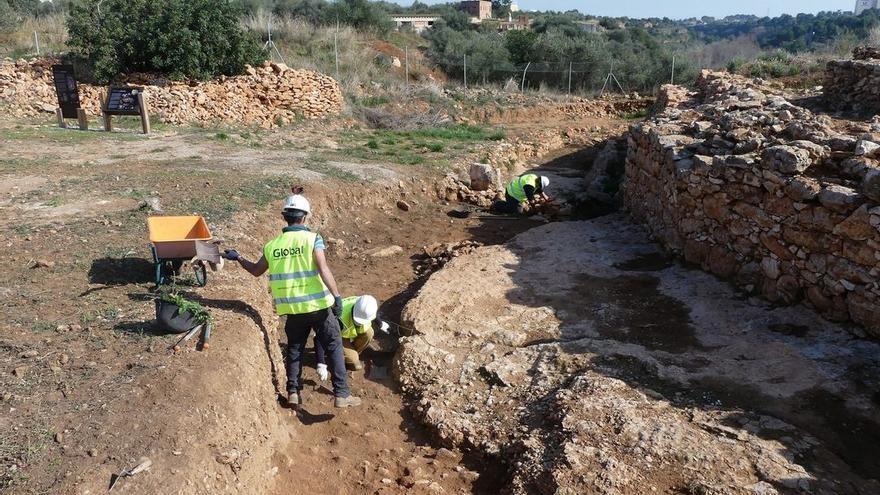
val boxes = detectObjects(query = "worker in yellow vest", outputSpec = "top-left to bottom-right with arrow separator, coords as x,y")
491,173 -> 551,214
314,295 -> 390,376
222,193 -> 361,409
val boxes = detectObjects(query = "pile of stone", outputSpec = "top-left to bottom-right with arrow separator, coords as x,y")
825,47 -> 880,114
625,69 -> 880,337
0,58 -> 343,127
415,240 -> 483,276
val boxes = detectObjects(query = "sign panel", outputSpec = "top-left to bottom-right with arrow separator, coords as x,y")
52,65 -> 80,119
105,87 -> 144,116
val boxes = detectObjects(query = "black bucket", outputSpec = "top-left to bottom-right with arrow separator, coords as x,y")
155,300 -> 199,334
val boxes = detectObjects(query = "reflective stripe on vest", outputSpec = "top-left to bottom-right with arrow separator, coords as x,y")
505,174 -> 539,203
339,296 -> 370,340
264,230 -> 333,315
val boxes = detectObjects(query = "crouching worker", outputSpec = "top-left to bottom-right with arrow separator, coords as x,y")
491,173 -> 550,214
221,193 -> 361,409
314,295 -> 390,378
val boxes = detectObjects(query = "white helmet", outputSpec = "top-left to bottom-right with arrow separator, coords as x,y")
540,176 -> 550,189
352,295 -> 378,326
282,194 -> 310,215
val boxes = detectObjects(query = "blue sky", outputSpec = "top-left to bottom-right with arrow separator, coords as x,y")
397,1 -> 857,19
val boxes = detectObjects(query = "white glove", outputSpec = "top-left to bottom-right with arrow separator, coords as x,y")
316,363 -> 329,381
379,321 -> 390,334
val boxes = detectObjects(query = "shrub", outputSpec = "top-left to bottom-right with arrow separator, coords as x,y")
67,0 -> 264,82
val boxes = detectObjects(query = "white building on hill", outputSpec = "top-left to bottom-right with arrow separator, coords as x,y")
856,0 -> 880,14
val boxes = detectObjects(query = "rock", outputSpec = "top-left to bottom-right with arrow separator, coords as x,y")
832,205 -> 876,241
818,185 -> 863,213
468,163 -> 500,192
368,245 -> 404,258
19,350 -> 38,359
11,366 -> 27,377
396,200 -> 411,212
863,168 -> 880,202
54,432 -> 63,443
854,139 -> 880,156
88,449 -> 97,457
215,449 -> 241,465
783,177 -> 821,201
28,259 -> 55,269
137,197 -> 163,213
761,145 -> 812,174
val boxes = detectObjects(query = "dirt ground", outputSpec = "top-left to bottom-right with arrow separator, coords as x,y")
0,111 -> 628,494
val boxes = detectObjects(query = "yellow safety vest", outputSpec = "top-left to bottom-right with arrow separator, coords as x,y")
506,173 -> 539,204
264,229 -> 333,315
339,296 -> 371,340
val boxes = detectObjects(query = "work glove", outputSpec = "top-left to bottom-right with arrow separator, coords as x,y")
316,363 -> 329,381
377,319 -> 390,334
332,295 -> 343,317
222,249 -> 241,261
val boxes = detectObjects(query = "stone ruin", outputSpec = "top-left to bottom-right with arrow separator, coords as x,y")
624,70 -> 880,338
825,46 -> 880,114
0,58 -> 343,127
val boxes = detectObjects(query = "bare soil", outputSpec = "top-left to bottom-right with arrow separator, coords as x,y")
0,113 -> 619,494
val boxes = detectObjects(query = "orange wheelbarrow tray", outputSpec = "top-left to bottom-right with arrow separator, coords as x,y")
147,216 -> 213,286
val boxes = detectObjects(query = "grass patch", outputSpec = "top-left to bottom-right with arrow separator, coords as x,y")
622,109 -> 649,120
366,139 -> 379,149
394,124 -> 505,142
214,132 -> 229,141
304,159 -> 361,182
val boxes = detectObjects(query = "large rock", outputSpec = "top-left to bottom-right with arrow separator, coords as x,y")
761,145 -> 813,174
863,168 -> 880,202
468,163 -> 500,192
818,184 -> 863,213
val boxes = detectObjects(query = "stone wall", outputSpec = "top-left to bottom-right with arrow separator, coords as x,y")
624,70 -> 880,338
825,47 -> 880,114
0,58 -> 343,127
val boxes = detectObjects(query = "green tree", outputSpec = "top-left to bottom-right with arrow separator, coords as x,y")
505,30 -> 537,64
324,0 -> 393,34
67,0 -> 264,82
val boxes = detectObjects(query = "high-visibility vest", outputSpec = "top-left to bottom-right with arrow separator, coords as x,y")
264,230 -> 333,315
339,296 -> 371,340
506,174 -> 539,204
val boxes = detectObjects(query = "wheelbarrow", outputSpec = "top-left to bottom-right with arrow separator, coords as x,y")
147,216 -> 220,286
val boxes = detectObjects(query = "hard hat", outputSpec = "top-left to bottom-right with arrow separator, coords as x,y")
282,194 -> 310,215
352,295 -> 378,326
540,176 -> 550,189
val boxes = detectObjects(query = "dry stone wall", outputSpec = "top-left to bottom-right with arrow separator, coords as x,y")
825,47 -> 880,114
624,70 -> 880,338
0,58 -> 343,127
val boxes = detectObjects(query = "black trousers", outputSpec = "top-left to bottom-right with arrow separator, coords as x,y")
491,192 -> 523,214
284,308 -> 350,398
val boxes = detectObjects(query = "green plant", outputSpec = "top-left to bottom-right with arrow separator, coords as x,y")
214,132 -> 229,141
427,143 -> 444,152
366,138 -> 379,149
160,291 -> 213,324
66,0 -> 264,82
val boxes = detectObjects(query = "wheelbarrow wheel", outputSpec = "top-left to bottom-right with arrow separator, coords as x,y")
193,262 -> 208,287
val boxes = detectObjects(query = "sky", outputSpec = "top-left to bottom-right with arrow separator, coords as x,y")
398,1 -> 858,19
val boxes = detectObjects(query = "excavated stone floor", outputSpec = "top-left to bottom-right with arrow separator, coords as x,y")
397,214 -> 880,495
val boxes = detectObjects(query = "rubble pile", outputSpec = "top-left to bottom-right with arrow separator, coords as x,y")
0,58 -> 343,127
825,47 -> 880,114
625,69 -> 880,337
415,240 -> 482,276
457,88 -> 653,124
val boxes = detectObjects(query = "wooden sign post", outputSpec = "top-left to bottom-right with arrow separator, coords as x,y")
103,86 -> 150,134
52,64 -> 87,130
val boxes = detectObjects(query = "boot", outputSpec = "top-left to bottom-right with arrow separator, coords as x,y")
334,394 -> 362,408
347,359 -> 364,371
288,391 -> 302,408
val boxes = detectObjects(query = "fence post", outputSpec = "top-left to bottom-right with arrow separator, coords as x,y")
34,31 -> 40,56
463,54 -> 467,90
333,31 -> 339,81
405,46 -> 409,88
671,54 -> 675,85
568,61 -> 572,96
521,62 -> 531,93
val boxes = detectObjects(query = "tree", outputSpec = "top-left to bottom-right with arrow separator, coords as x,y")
67,0 -> 264,83
324,0 -> 393,35
505,30 -> 537,64
441,9 -> 473,32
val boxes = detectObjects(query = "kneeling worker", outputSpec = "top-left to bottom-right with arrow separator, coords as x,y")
314,295 -> 389,378
222,193 -> 361,409
492,173 -> 551,214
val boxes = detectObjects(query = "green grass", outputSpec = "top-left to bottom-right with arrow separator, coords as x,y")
304,159 -> 361,182
214,132 -> 229,141
392,124 -> 505,142
367,139 -> 379,149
